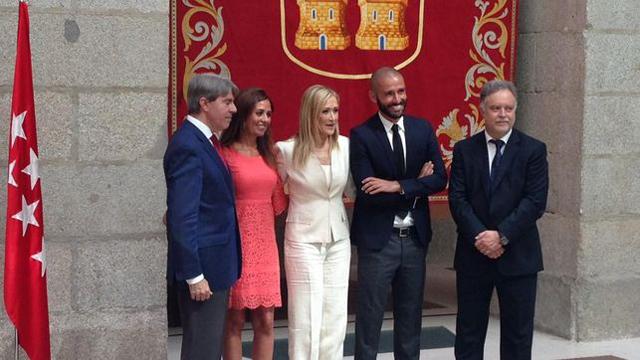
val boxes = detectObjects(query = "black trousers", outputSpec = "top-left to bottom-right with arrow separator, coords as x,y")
177,286 -> 229,360
355,229 -> 427,360
455,269 -> 537,360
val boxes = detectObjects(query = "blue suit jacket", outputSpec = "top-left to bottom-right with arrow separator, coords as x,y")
350,114 -> 447,250
448,129 -> 548,276
163,121 -> 241,290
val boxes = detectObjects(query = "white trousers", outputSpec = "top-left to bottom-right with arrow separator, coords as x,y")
285,239 -> 351,360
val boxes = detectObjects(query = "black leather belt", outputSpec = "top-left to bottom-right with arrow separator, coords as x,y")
393,227 -> 414,238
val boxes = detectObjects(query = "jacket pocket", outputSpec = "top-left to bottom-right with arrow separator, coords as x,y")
197,233 -> 230,248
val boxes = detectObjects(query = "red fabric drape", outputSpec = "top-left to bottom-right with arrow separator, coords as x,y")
168,0 -> 519,200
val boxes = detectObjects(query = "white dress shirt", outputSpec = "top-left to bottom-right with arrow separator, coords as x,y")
378,113 -> 414,228
187,115 -> 216,144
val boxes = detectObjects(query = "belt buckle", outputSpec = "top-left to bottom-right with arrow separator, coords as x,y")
398,227 -> 409,238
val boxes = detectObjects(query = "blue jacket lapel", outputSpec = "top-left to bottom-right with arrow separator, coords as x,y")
370,115 -> 398,176
403,117 -> 418,176
473,132 -> 491,199
184,121 -> 234,193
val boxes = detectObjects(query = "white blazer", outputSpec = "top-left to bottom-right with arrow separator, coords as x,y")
276,135 -> 355,244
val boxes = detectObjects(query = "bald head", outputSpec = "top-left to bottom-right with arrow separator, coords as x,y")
369,67 -> 407,120
370,67 -> 404,92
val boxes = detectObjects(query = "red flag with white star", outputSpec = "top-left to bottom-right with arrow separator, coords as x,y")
4,2 -> 51,359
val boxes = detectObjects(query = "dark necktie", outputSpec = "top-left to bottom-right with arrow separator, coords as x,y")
489,139 -> 504,184
391,124 -> 405,176
210,135 -> 228,168
210,135 -> 221,151
392,124 -> 408,219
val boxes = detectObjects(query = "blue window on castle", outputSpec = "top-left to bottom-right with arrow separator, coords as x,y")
329,8 -> 334,20
379,35 -> 386,50
372,10 -> 377,21
389,10 -> 394,22
320,34 -> 327,50
312,9 -> 317,20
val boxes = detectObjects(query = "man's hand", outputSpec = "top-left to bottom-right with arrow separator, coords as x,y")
361,177 -> 402,194
189,279 -> 214,302
474,230 -> 504,259
418,161 -> 434,178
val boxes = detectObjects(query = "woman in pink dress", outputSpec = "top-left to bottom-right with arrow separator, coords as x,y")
220,88 -> 287,360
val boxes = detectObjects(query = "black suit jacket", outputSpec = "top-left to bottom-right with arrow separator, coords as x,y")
350,114 -> 447,250
449,129 -> 548,276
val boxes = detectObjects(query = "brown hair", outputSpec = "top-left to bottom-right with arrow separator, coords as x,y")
220,88 -> 276,168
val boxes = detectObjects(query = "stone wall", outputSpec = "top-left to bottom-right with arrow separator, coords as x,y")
0,1 -> 169,358
577,0 -> 640,341
516,0 -> 640,341
0,0 -> 638,357
515,0 -> 586,340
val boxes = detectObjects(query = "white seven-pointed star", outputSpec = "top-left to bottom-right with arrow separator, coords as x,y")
21,148 -> 40,190
8,160 -> 18,187
11,196 -> 39,236
31,237 -> 47,277
11,111 -> 27,147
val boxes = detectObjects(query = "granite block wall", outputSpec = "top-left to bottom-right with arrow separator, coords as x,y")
0,1 -> 169,357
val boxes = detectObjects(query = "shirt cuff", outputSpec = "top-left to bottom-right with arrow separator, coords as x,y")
186,274 -> 204,285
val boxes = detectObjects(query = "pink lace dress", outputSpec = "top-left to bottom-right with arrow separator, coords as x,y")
222,147 -> 287,309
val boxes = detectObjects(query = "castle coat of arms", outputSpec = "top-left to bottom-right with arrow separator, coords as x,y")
294,0 -> 409,51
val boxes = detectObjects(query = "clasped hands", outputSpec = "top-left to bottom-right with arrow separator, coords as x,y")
474,230 -> 504,259
361,161 -> 434,195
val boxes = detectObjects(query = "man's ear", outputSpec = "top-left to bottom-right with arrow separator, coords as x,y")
368,90 -> 377,104
199,97 -> 208,111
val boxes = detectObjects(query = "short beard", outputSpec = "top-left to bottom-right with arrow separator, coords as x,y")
376,98 -> 407,120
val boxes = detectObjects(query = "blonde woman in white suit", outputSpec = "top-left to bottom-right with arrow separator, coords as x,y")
275,85 -> 355,360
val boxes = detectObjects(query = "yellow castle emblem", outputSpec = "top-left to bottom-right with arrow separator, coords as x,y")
295,0 -> 409,50
295,0 -> 351,50
356,0 -> 409,50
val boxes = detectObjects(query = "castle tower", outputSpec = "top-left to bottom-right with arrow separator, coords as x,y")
295,0 -> 351,50
355,0 -> 409,50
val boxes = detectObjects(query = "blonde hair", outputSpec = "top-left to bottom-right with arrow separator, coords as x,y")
292,85 -> 340,168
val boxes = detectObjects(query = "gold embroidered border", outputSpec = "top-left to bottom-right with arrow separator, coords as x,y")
436,0 -> 514,169
431,0 -> 515,202
170,0 -> 178,134
181,0 -> 230,98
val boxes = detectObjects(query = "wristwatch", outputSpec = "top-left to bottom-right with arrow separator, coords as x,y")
499,233 -> 510,246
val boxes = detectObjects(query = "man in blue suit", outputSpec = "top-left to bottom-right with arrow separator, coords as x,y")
449,80 -> 549,359
350,67 -> 448,359
164,74 -> 241,360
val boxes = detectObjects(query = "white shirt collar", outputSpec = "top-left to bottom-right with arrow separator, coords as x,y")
484,129 -> 512,145
378,112 -> 405,133
186,115 -> 214,140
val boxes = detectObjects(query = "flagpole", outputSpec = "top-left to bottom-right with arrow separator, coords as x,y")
14,329 -> 18,360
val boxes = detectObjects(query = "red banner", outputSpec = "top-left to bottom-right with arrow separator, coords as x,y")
169,0 -> 519,200
4,2 -> 51,360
